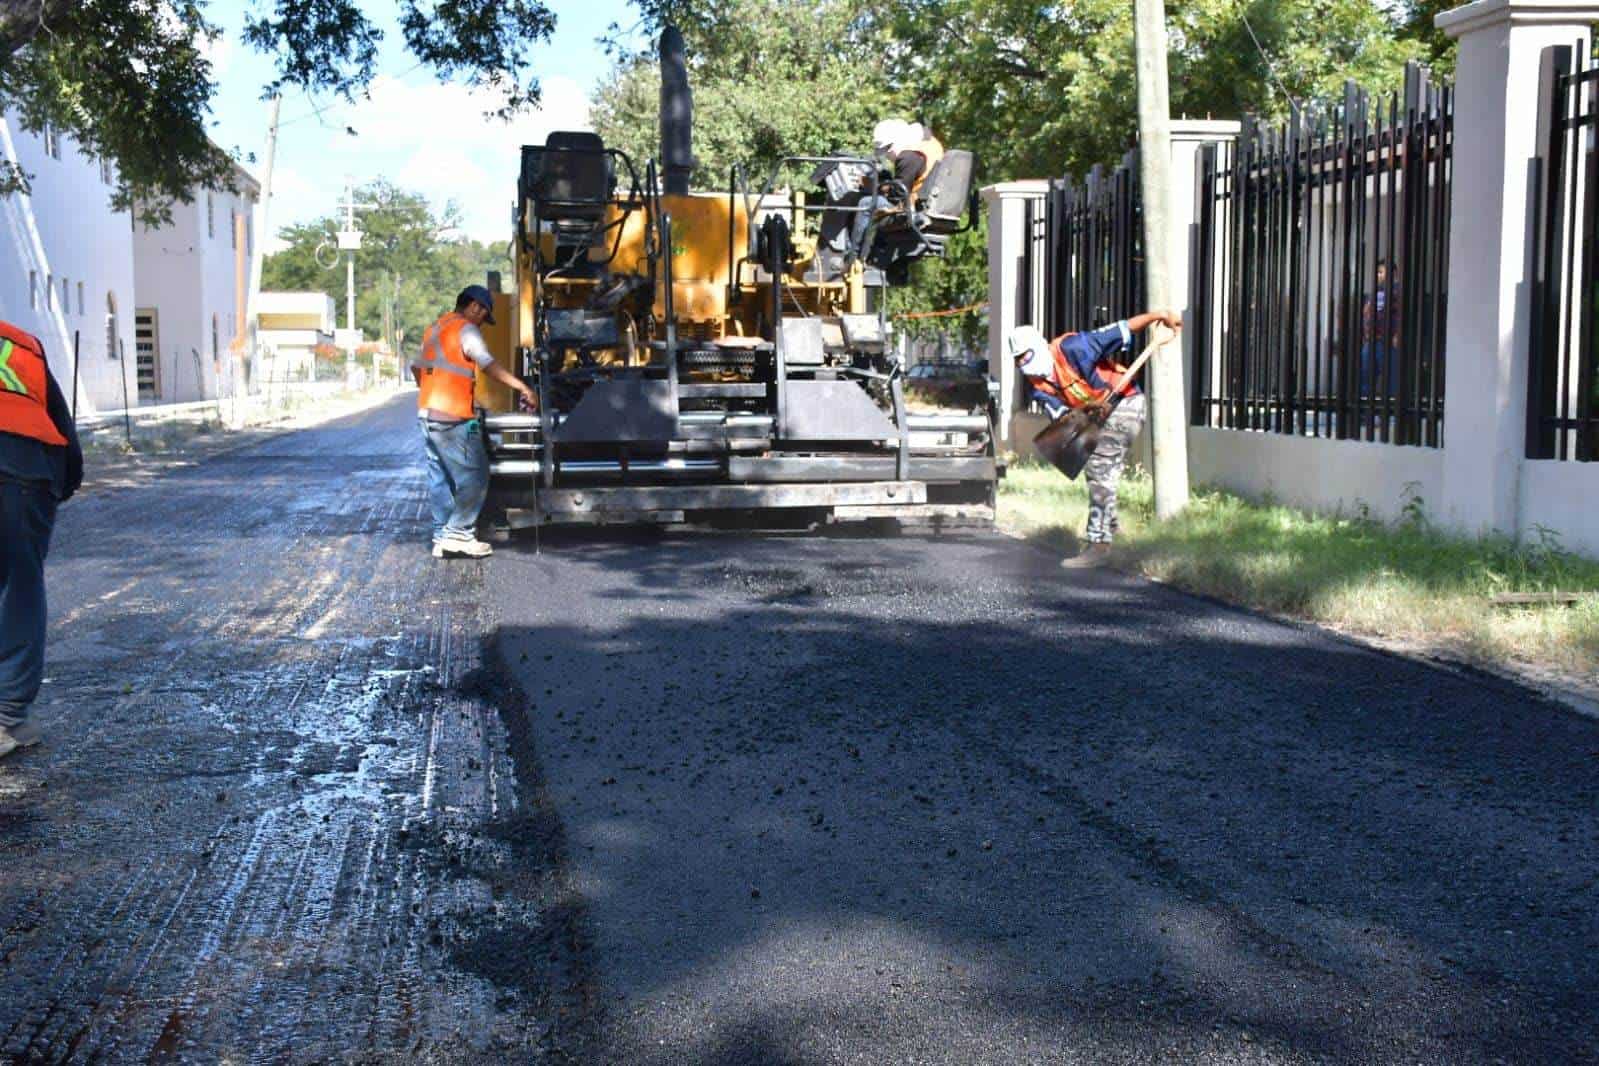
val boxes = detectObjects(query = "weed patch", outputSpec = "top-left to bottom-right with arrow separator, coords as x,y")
1000,462 -> 1599,678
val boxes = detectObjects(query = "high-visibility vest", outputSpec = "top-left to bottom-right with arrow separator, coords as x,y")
412,312 -> 478,420
0,320 -> 68,446
905,137 -> 945,201
1024,332 -> 1134,411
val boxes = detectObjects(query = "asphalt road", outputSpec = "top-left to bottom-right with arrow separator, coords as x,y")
2,395 -> 1595,1064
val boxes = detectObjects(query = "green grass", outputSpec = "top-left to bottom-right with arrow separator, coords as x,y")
1000,461 -> 1599,678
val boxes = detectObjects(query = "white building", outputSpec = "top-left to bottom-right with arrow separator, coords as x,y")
133,163 -> 260,404
0,114 -> 137,416
257,291 -> 336,381
2,109 -> 262,413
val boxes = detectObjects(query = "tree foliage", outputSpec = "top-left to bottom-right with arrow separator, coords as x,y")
0,0 -> 556,222
261,181 -> 508,353
592,0 -> 901,189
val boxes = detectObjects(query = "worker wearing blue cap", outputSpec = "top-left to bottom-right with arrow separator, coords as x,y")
411,285 -> 536,558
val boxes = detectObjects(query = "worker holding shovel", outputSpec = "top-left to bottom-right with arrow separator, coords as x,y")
1005,311 -> 1180,568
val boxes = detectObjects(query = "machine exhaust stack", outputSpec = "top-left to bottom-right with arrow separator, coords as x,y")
659,25 -> 693,195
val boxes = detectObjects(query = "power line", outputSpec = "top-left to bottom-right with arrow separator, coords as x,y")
1238,5 -> 1300,118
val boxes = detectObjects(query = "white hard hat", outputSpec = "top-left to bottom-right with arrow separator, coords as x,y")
1005,325 -> 1050,361
872,118 -> 912,155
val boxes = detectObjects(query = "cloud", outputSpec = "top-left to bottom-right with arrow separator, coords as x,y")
312,74 -> 592,242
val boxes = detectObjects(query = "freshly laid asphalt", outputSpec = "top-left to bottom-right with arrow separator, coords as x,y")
1,395 -> 1594,1063
489,506 -> 1599,1063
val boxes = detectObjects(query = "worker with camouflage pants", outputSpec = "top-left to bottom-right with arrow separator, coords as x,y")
1006,310 -> 1181,568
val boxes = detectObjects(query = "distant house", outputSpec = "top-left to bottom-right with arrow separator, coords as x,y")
133,162 -> 261,404
0,109 -> 260,413
256,292 -> 336,381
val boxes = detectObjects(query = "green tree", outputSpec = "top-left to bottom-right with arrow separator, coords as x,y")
592,0 -> 902,189
1,1 -> 555,222
262,180 -> 509,352
880,0 -> 1424,185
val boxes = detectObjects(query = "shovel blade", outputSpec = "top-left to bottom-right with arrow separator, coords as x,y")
1033,411 -> 1100,480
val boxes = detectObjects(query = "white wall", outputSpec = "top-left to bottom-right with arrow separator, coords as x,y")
134,179 -> 256,404
1188,428 -> 1444,524
0,113 -> 137,416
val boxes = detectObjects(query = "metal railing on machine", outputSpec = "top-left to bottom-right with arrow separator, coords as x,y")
1529,41 -> 1599,463
1190,63 -> 1453,447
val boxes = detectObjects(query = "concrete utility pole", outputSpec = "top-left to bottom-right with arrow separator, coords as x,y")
242,95 -> 280,425
1134,0 -> 1190,518
336,177 -> 375,380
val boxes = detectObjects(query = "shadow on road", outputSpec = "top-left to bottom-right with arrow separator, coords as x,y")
485,527 -> 1599,1063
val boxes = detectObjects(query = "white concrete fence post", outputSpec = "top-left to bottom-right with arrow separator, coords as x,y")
981,181 -> 1050,446
1436,0 -> 1598,538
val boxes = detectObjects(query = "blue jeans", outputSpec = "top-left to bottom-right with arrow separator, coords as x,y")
1360,341 -> 1396,398
0,480 -> 58,725
850,193 -> 894,251
420,418 -> 489,541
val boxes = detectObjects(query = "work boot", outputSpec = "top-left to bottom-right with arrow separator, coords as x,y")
0,721 -> 42,760
433,534 -> 493,559
1060,543 -> 1112,570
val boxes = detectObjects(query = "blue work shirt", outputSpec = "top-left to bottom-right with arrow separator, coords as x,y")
1029,320 -> 1134,417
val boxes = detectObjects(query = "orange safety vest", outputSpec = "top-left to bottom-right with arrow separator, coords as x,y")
904,137 -> 945,201
0,320 -> 68,446
412,312 -> 478,420
1024,332 -> 1134,411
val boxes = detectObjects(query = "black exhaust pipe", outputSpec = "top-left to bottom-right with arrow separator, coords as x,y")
660,25 -> 693,196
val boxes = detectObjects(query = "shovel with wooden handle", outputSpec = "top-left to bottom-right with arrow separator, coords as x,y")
1033,325 -> 1176,480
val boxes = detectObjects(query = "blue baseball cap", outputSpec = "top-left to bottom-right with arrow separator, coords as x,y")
458,284 -> 497,325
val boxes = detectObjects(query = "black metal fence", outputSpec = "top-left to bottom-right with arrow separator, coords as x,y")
1190,64 -> 1453,447
1039,153 -> 1144,337
1530,42 -> 1599,462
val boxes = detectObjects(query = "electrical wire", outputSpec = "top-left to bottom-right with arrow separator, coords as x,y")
1238,5 -> 1300,118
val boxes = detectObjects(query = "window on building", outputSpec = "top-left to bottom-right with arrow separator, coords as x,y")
45,273 -> 53,310
61,277 -> 69,314
230,211 -> 237,249
99,156 -> 115,185
107,292 -> 120,361
28,271 -> 37,310
207,193 -> 215,239
77,281 -> 84,316
42,123 -> 60,160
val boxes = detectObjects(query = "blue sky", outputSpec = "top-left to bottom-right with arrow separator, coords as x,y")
204,1 -> 644,250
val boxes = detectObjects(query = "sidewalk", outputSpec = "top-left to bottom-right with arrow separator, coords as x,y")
76,386 -> 413,493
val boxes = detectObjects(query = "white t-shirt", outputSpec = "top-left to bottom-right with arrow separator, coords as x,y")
457,322 -> 495,369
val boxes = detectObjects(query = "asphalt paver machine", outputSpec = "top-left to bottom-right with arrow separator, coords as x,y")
479,26 -> 999,529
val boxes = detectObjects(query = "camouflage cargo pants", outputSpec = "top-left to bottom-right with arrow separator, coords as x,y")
1083,394 -> 1145,544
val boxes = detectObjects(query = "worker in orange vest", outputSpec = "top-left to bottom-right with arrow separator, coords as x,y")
411,285 -> 536,559
0,320 -> 82,759
850,118 -> 945,256
1006,310 -> 1181,568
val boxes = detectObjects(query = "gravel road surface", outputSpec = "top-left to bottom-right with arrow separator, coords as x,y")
0,397 -> 584,1062
2,396 -> 1595,1064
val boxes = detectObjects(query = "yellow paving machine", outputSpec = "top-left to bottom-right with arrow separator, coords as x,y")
478,27 -> 998,529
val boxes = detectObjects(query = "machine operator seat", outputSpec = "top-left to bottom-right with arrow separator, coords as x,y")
521,131 -> 616,274
870,149 -> 976,263
524,131 -> 614,221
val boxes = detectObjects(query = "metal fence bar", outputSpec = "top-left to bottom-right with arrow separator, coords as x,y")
1530,41 -> 1599,461
1187,67 -> 1451,447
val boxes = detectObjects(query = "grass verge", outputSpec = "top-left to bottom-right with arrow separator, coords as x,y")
999,461 -> 1599,681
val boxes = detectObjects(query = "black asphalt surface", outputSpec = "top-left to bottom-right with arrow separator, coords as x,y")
490,499 -> 1599,1062
2,396 -> 1595,1064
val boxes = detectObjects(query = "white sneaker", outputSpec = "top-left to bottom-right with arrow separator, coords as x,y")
0,721 -> 42,760
433,535 -> 492,559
